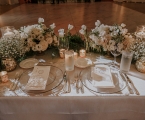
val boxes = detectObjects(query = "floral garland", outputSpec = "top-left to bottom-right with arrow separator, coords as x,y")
0,18 -> 145,62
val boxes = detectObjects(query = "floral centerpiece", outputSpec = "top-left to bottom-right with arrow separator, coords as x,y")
101,23 -> 134,53
19,18 -> 58,53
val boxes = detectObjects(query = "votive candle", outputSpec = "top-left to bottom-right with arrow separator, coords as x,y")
79,49 -> 86,58
0,71 -> 9,83
59,49 -> 65,58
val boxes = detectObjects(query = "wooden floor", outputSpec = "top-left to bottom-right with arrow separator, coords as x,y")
0,1 -> 145,34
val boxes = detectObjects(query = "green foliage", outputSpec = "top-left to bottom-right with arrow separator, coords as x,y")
69,34 -> 85,52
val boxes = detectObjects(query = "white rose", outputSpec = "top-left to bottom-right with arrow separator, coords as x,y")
38,18 -> 44,23
121,23 -> 126,28
58,29 -> 64,33
68,24 -> 73,30
122,28 -> 128,35
81,25 -> 87,30
95,20 -> 101,27
79,29 -> 85,35
50,23 -> 56,29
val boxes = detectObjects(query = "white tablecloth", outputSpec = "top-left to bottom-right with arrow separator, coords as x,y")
0,51 -> 145,120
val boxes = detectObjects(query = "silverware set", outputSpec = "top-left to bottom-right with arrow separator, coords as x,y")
63,71 -> 71,93
9,70 -> 23,91
75,72 -> 84,94
62,71 -> 84,94
119,71 -> 140,95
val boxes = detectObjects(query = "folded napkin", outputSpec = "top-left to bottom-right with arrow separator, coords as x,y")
25,66 -> 50,90
91,65 -> 115,88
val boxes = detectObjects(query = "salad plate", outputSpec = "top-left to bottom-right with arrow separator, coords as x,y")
19,58 -> 39,69
75,57 -> 92,68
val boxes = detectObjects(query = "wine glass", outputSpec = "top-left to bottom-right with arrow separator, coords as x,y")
110,46 -> 121,69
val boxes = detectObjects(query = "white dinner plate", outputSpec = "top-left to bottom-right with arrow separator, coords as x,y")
19,58 -> 39,69
75,57 -> 92,68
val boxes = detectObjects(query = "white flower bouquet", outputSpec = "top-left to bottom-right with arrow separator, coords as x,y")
58,24 -> 74,50
19,18 -> 58,52
79,25 -> 91,52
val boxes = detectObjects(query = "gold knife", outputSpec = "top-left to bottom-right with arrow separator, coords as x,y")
119,71 -> 134,94
123,73 -> 140,95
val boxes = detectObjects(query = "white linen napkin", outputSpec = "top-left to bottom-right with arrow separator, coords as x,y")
91,65 -> 115,88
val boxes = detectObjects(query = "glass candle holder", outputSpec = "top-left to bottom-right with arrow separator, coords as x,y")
59,49 -> 66,59
0,71 -> 9,83
79,49 -> 86,58
1,26 -> 15,38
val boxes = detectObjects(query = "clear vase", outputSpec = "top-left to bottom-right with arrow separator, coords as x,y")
85,41 -> 90,53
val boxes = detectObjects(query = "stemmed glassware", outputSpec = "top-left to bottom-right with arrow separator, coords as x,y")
110,45 -> 121,69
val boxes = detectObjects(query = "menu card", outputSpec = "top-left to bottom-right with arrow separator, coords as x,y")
91,65 -> 115,88
25,66 -> 50,90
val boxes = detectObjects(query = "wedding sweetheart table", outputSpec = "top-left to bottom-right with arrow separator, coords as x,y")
0,50 -> 145,120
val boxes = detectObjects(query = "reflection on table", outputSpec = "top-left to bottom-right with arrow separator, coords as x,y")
0,0 -> 19,5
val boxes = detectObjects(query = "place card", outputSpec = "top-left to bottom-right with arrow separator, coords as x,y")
25,66 -> 50,90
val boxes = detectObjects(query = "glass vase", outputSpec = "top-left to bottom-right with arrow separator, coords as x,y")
85,40 -> 90,53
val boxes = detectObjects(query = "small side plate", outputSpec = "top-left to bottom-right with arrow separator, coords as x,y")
75,57 -> 92,68
19,58 -> 39,69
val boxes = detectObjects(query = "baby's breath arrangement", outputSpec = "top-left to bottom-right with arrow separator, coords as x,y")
0,35 -> 29,62
129,37 -> 145,61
